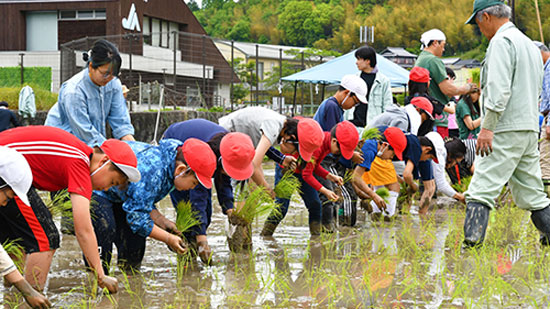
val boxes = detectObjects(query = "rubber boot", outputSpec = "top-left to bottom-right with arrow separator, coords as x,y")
309,221 -> 321,236
463,202 -> 490,248
260,222 -> 278,237
530,206 -> 550,246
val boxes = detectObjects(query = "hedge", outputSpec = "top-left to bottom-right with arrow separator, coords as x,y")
0,67 -> 52,91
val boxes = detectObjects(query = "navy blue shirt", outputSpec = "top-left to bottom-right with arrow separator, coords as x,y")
402,134 -> 433,180
313,97 -> 343,132
359,139 -> 378,171
0,109 -> 19,133
163,119 -> 234,236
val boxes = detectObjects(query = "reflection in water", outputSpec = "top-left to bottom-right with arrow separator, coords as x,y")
9,164 -> 550,307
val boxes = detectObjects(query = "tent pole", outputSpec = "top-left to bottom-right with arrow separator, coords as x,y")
321,84 -> 325,101
292,81 -> 298,117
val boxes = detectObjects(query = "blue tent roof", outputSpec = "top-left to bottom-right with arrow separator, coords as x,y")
282,50 -> 410,87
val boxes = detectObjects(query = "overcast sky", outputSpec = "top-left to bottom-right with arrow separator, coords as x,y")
184,0 -> 202,8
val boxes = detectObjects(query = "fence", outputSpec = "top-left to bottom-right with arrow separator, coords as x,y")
59,31 -> 330,115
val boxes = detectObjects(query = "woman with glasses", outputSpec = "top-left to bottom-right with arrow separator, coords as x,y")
46,39 -> 135,147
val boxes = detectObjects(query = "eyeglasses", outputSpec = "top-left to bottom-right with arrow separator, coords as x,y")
96,67 -> 114,79
349,92 -> 360,106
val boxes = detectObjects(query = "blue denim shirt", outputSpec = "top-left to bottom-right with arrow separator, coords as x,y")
45,68 -> 135,147
95,139 -> 181,237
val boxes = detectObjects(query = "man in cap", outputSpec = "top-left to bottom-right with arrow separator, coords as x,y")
0,146 -> 51,308
415,29 -> 477,137
313,75 -> 368,229
0,126 -> 141,292
463,0 -> 550,247
535,41 -> 550,185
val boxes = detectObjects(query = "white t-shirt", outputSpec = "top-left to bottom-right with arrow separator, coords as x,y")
218,106 -> 287,146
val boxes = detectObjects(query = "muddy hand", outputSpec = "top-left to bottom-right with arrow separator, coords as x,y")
167,234 -> 188,255
328,173 -> 344,186
228,212 -> 249,226
164,220 -> 182,236
325,190 -> 340,201
13,279 -> 52,308
282,155 -> 297,170
98,275 -> 119,293
373,194 -> 387,210
198,241 -> 213,265
351,151 -> 364,164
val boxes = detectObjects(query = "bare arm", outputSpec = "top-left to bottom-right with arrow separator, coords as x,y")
439,79 -> 472,97
352,166 -> 386,209
120,134 -> 135,141
149,224 -> 187,255
71,193 -> 118,293
250,135 -> 274,191
403,160 -> 418,192
463,115 -> 482,131
418,179 -> 435,215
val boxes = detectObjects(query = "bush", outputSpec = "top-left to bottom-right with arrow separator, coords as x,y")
0,67 -> 52,91
0,85 -> 58,110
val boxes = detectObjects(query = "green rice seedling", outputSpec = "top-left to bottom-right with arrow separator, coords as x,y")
46,189 -> 72,218
361,127 -> 382,141
274,170 -> 301,199
233,185 -> 279,224
451,176 -> 472,193
175,200 -> 201,233
2,239 -> 24,272
375,187 -> 390,203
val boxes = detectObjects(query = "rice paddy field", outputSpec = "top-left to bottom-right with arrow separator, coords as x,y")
3,164 -> 550,308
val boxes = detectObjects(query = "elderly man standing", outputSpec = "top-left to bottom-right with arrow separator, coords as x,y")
463,0 -> 550,247
535,41 -> 550,185
415,29 -> 476,137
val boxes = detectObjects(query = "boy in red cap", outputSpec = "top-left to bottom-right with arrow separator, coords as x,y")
162,119 -> 255,264
219,107 -> 323,196
0,126 -> 140,293
262,121 -> 359,236
91,138 -> 217,273
353,127 -> 407,220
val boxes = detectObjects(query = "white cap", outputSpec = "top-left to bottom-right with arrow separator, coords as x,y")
0,146 -> 32,206
425,132 -> 446,165
340,75 -> 368,104
420,29 -> 446,48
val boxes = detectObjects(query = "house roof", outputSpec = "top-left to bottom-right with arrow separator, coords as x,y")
216,40 -> 327,62
380,47 -> 417,58
442,57 -> 461,65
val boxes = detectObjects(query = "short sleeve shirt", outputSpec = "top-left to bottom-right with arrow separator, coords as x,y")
218,107 -> 286,146
456,99 -> 480,139
164,119 -> 227,143
359,139 -> 378,171
0,126 -> 93,199
415,51 -> 449,108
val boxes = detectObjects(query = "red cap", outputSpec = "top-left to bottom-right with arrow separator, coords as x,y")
409,67 -> 431,83
383,127 -> 407,160
411,96 -> 434,120
100,139 -> 141,182
181,138 -> 217,189
220,132 -> 255,181
335,121 -> 359,160
297,118 -> 324,162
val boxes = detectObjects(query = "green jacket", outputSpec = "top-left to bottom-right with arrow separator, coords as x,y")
481,22 -> 543,133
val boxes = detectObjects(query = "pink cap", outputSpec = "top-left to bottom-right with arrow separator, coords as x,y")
335,121 -> 359,160
297,118 -> 324,162
181,138 -> 217,189
220,133 -> 255,181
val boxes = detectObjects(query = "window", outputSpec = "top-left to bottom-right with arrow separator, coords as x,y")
58,9 -> 106,20
143,16 -> 180,49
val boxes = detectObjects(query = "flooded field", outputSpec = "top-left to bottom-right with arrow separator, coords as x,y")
3,164 -> 550,308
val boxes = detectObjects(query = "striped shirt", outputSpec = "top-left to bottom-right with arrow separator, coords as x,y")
462,139 -> 477,169
0,126 -> 93,199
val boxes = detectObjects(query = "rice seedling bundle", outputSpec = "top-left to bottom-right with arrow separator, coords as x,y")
274,171 -> 301,199
233,185 -> 278,224
375,187 -> 390,203
175,200 -> 201,233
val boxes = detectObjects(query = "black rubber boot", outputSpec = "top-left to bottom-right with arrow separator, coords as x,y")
309,221 -> 321,236
531,206 -> 550,246
260,222 -> 278,237
463,202 -> 490,248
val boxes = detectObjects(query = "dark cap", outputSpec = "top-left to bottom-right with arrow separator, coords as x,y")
465,0 -> 505,24
0,101 -> 8,108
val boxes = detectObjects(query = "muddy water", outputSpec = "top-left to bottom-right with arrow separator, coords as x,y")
2,164 -> 550,307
